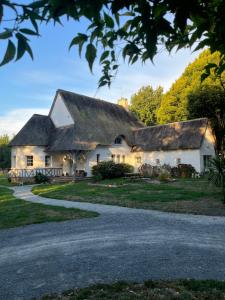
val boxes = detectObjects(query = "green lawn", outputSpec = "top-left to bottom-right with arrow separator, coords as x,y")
0,186 -> 98,229
0,173 -> 12,186
32,178 -> 224,216
42,280 -> 225,299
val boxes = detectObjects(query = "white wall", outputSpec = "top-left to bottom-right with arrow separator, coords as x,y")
50,94 -> 74,128
11,146 -> 47,169
85,139 -> 132,176
142,149 -> 201,172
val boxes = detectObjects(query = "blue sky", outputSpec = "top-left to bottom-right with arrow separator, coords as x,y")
0,18 -> 200,136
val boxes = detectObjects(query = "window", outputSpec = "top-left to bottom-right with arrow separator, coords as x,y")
176,158 -> 181,165
136,156 -> 142,164
96,154 -> 100,164
26,156 -> 33,167
13,156 -> 16,168
117,155 -> 120,163
111,154 -> 115,162
114,136 -> 122,144
122,155 -> 125,163
156,158 -> 160,165
45,155 -> 51,167
203,155 -> 212,170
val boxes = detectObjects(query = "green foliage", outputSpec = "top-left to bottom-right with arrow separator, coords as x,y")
208,155 -> 225,203
174,164 -> 196,178
0,135 -> 10,169
1,1 -> 225,86
130,85 -> 163,125
92,161 -> 133,180
157,49 -> 225,124
34,172 -> 49,184
188,86 -> 225,152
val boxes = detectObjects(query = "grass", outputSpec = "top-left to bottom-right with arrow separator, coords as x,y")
0,186 -> 98,229
0,173 -> 12,186
42,280 -> 225,299
32,178 -> 224,216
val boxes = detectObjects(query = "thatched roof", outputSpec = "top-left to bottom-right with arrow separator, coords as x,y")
10,90 -> 210,153
48,89 -> 144,151
132,118 -> 209,151
9,114 -> 54,146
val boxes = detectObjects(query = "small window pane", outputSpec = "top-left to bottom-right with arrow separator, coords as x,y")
156,159 -> 160,165
45,155 -> 51,167
117,155 -> 120,163
136,156 -> 141,164
114,137 -> 122,144
26,156 -> 33,167
176,158 -> 181,165
111,154 -> 115,162
96,154 -> 100,163
122,155 -> 125,163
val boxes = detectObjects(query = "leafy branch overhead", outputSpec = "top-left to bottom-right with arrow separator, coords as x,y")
1,0 -> 225,86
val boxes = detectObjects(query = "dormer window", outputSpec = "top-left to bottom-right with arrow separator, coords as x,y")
114,136 -> 122,144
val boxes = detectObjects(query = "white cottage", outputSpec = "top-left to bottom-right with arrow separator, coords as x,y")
9,89 -> 215,179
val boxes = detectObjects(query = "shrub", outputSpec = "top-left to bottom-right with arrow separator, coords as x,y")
158,172 -> 171,182
208,155 -> 225,203
171,164 -> 196,178
34,172 -> 49,184
92,161 -> 133,180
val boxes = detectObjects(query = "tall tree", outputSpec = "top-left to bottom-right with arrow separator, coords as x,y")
130,85 -> 163,126
157,50 -> 225,124
1,1 -> 225,86
188,87 -> 225,153
0,135 -> 11,169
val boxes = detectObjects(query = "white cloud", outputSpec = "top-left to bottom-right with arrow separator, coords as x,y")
0,108 -> 49,137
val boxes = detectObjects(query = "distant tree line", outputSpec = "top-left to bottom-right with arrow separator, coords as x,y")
0,135 -> 11,169
120,49 -> 225,153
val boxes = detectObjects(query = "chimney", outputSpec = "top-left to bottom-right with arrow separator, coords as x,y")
117,98 -> 129,110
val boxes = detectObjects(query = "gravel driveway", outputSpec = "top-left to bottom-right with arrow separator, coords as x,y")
1,185 -> 225,300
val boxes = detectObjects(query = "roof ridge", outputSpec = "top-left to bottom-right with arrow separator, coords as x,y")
57,89 -> 127,111
133,118 -> 208,131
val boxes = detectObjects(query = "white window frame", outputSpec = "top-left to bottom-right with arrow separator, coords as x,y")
156,158 -> 160,165
26,156 -> 33,167
45,155 -> 51,167
176,158 -> 181,165
136,156 -> 142,164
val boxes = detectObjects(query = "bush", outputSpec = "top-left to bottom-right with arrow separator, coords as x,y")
171,164 -> 196,178
92,161 -> 133,180
34,172 -> 49,184
139,163 -> 195,179
139,164 -> 171,178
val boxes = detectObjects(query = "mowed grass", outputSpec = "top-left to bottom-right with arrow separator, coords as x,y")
33,178 -> 224,216
0,186 -> 98,229
0,173 -> 12,186
42,280 -> 225,300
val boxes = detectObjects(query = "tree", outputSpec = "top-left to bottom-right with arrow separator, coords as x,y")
0,135 -> 11,169
157,49 -> 225,124
130,85 -> 163,126
209,155 -> 225,203
187,87 -> 225,153
1,1 -> 225,86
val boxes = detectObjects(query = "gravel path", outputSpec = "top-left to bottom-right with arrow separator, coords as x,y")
1,185 -> 225,300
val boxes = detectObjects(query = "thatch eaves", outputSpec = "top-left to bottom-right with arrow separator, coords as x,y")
132,118 -> 209,152
9,114 -> 54,147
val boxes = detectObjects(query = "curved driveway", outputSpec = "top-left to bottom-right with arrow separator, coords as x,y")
1,185 -> 225,299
